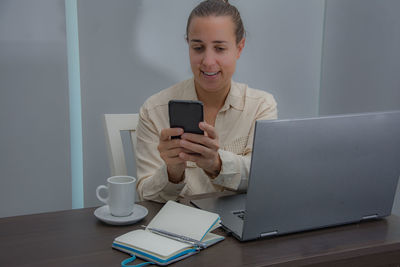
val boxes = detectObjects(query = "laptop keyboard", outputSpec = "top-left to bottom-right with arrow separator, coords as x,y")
232,210 -> 246,220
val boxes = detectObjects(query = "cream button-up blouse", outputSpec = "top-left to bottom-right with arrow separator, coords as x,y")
136,78 -> 277,203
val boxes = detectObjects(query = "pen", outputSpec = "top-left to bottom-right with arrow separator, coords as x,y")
147,227 -> 207,249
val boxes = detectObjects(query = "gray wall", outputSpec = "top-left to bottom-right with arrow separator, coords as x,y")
319,0 -> 400,215
320,0 -> 400,115
0,0 -> 71,217
78,0 -> 325,208
235,0 -> 325,119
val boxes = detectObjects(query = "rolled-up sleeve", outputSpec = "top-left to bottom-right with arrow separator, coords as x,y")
211,149 -> 251,191
210,94 -> 277,191
136,105 -> 185,203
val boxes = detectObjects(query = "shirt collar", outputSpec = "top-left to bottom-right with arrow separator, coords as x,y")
181,78 -> 198,101
221,80 -> 245,112
183,77 -> 245,111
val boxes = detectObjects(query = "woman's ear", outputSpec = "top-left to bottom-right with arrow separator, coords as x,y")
236,38 -> 246,59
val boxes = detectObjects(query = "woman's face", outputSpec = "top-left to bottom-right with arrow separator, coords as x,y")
187,15 -> 245,95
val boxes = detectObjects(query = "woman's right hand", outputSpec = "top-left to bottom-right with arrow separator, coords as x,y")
158,128 -> 187,183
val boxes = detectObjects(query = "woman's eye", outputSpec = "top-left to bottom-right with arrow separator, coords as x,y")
192,46 -> 203,51
215,47 -> 226,52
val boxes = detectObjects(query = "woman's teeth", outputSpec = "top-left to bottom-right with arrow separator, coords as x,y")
203,71 -> 219,76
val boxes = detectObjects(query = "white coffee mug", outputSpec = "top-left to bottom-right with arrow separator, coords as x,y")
96,176 -> 136,217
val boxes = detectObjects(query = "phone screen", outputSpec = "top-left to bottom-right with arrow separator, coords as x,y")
168,100 -> 204,138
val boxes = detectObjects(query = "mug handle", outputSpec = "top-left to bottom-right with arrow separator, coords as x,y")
96,185 -> 109,204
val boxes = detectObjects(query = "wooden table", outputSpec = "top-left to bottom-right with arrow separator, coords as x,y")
1,199 -> 400,267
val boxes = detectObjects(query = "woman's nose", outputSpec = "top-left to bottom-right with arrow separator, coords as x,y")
201,49 -> 216,66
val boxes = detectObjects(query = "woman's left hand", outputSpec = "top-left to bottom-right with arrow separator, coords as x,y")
178,122 -> 221,178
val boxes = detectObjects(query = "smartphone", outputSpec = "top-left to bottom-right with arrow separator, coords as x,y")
168,100 -> 204,138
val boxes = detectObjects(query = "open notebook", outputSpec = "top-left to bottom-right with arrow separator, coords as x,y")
112,200 -> 224,265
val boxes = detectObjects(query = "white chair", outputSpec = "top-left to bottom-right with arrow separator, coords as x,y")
103,114 -> 139,176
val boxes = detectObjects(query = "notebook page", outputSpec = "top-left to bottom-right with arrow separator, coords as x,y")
147,200 -> 220,241
202,232 -> 225,246
210,221 -> 221,231
115,229 -> 192,259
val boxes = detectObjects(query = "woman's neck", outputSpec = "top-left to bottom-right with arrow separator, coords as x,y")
194,81 -> 231,126
194,83 -> 230,110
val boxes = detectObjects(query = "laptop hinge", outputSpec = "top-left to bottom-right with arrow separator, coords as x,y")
260,231 -> 278,238
362,214 -> 378,220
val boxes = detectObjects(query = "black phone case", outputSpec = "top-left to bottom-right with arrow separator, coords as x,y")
168,100 -> 204,138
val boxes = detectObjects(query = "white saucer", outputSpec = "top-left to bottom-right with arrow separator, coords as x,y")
94,204 -> 148,225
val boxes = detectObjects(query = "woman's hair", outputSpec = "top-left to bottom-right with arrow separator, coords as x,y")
186,0 -> 245,44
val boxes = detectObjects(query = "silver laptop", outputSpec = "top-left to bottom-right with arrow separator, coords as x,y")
191,111 -> 400,241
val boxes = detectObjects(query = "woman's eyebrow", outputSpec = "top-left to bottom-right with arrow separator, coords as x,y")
189,39 -> 227,44
213,40 -> 227,44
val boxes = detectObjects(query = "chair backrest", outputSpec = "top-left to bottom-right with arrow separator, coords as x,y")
103,114 -> 139,176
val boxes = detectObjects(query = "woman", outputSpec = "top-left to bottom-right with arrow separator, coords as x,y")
136,0 -> 277,202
